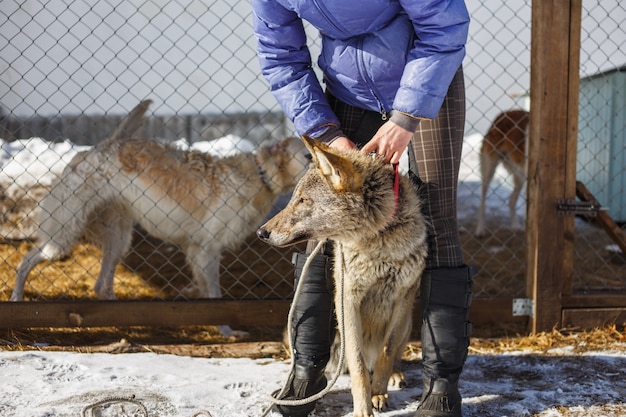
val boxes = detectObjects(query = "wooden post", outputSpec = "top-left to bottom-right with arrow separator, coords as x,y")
527,0 -> 582,333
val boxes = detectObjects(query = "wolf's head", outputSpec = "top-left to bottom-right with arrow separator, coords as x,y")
256,135 -> 400,247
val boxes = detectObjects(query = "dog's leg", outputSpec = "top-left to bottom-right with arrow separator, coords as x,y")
11,245 -> 61,301
185,243 -> 249,338
475,148 -> 499,238
183,243 -> 221,298
508,161 -> 526,232
13,152 -> 109,301
92,207 -> 134,300
199,258 -> 222,299
12,201 -> 83,301
341,292 -> 373,417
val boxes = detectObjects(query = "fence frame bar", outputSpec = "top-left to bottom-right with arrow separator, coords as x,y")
526,0 -> 582,333
0,299 -> 527,330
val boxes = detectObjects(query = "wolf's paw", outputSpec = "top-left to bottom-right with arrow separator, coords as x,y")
371,393 -> 389,412
389,369 -> 406,388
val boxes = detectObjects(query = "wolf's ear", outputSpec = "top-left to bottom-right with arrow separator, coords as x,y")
301,135 -> 362,192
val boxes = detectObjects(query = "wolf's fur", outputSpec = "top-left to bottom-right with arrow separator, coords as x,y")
475,109 -> 529,237
257,136 -> 427,417
11,101 -> 308,336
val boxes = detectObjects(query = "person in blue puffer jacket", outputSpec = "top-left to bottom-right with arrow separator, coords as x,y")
251,1 -> 474,416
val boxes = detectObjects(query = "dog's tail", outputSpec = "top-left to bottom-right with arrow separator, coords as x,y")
106,99 -> 152,142
30,101 -> 153,257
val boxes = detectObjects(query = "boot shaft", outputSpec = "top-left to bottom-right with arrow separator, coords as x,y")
420,265 -> 474,384
290,250 -> 335,364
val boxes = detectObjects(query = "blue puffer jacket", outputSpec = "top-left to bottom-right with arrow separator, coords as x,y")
251,0 -> 469,137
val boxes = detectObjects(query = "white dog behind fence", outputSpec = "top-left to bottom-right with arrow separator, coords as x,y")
10,100 -> 309,337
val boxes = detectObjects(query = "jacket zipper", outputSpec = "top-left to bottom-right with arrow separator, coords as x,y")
312,1 -> 388,121
356,38 -> 388,121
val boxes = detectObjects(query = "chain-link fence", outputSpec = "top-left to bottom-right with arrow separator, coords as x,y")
1,1 -> 625,311
461,0 -> 626,298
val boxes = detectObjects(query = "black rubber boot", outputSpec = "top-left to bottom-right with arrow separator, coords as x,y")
274,249 -> 334,417
415,265 -> 474,417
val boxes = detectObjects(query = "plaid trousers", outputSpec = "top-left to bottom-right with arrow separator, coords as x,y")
327,67 -> 466,269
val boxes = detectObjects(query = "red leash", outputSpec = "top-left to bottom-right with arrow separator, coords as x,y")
393,163 -> 400,214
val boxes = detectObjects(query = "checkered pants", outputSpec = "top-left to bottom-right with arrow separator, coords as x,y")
327,67 -> 466,269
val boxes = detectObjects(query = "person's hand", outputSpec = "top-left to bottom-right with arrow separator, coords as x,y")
329,136 -> 357,152
361,122 -> 413,164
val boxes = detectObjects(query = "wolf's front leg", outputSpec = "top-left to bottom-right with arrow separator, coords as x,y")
341,295 -> 373,417
370,347 -> 394,412
371,294 -> 414,411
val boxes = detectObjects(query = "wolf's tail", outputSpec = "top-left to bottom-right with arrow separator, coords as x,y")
34,99 -> 152,252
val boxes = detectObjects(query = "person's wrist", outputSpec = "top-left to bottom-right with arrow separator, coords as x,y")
328,136 -> 356,151
389,110 -> 421,133
308,124 -> 345,144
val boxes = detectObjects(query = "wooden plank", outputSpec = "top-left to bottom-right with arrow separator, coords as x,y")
562,294 -> 626,309
527,0 -> 582,332
469,298 -> 529,325
0,298 -> 524,330
562,308 -> 626,328
576,181 -> 626,255
0,300 -> 292,329
562,0 -> 583,298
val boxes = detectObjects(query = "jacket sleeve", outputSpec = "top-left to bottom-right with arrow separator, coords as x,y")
251,0 -> 340,137
394,0 -> 470,119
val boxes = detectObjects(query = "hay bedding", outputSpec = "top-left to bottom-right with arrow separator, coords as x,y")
0,227 -> 302,301
1,196 -> 624,302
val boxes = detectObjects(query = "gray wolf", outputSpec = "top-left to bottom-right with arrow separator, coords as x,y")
257,136 -> 427,417
475,109 -> 529,237
11,100 -> 308,337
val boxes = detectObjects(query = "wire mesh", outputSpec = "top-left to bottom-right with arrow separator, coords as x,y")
1,0 -> 625,305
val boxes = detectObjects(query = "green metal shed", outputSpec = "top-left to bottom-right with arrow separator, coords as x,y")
577,66 -> 626,222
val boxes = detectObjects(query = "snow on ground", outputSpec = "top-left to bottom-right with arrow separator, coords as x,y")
0,138 -> 92,192
0,347 -> 625,417
1,135 -> 625,416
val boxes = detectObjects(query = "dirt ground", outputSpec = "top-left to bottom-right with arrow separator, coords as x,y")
459,216 -> 626,298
